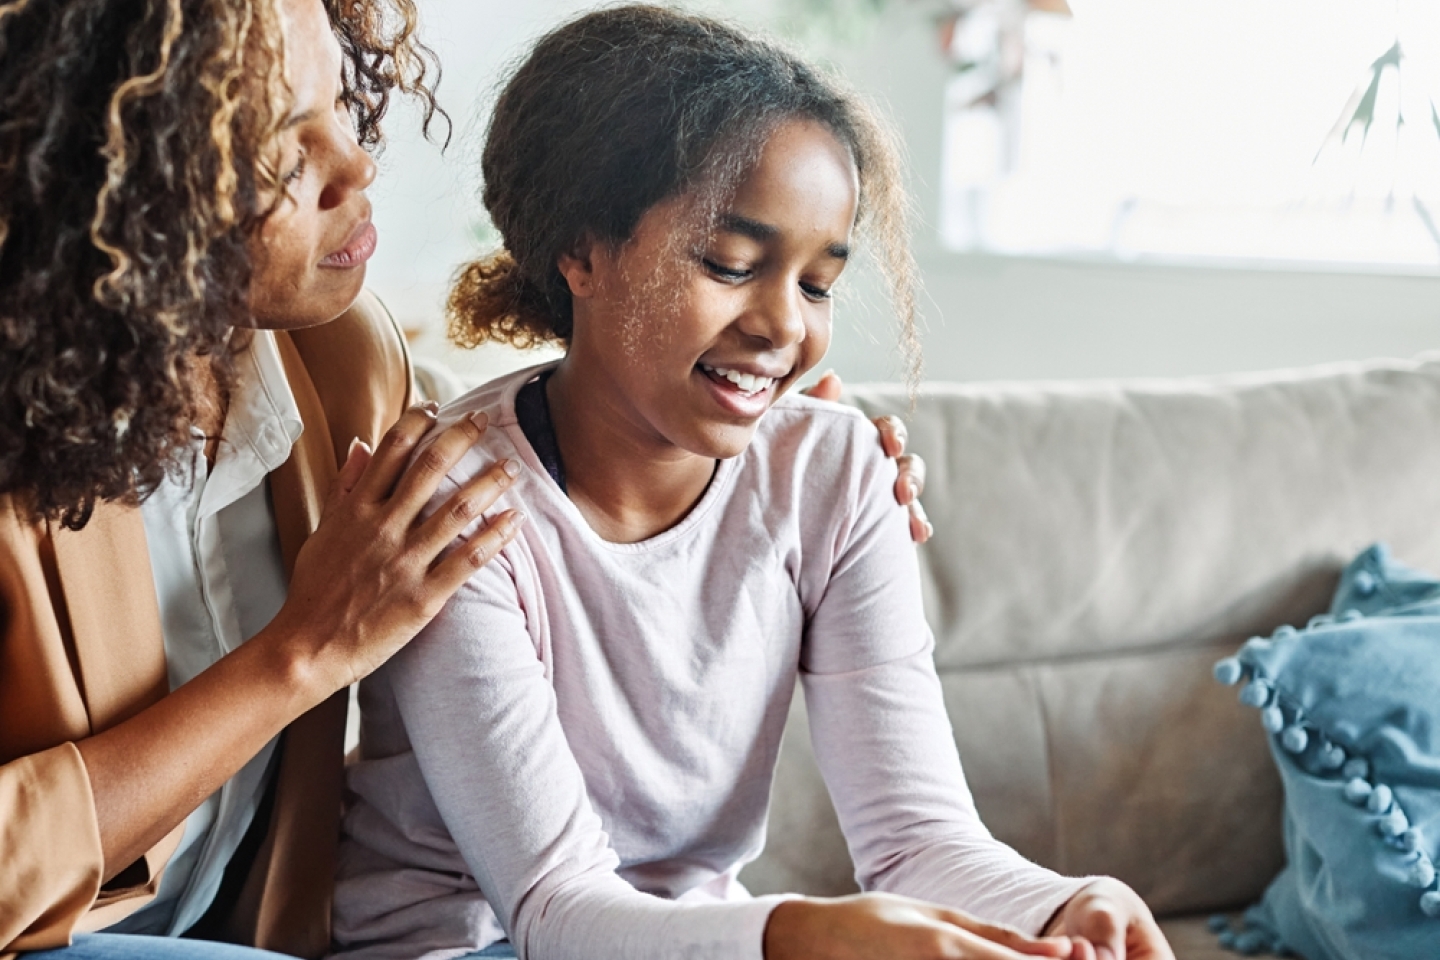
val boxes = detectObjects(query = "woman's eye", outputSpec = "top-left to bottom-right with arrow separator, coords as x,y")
703,259 -> 750,282
282,154 -> 307,186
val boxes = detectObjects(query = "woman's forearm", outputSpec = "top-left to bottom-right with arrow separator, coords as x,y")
76,620 -> 330,881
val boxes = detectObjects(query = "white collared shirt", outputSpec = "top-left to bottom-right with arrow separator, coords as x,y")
110,330 -> 303,936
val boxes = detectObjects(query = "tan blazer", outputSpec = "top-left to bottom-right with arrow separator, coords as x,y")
0,293 -> 411,957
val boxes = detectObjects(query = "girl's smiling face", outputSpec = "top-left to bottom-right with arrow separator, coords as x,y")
558,118 -> 860,462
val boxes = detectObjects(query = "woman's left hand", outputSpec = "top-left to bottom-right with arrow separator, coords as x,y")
802,370 -> 932,543
1044,879 -> 1176,960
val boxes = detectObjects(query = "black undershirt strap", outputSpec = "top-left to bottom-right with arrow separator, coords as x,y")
515,369 -> 566,494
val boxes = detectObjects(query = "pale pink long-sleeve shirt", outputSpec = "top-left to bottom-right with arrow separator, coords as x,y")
332,363 -> 1086,960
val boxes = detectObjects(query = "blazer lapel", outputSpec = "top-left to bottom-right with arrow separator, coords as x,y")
270,334 -> 329,564
50,502 -> 168,733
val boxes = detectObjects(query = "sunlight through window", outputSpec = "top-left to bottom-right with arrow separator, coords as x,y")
940,0 -> 1440,271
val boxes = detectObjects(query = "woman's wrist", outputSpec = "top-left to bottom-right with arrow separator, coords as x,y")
243,613 -> 347,714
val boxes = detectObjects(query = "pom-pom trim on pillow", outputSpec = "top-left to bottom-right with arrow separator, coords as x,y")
1214,621 -> 1440,926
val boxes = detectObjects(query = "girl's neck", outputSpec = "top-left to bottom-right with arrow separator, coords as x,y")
545,359 -> 716,544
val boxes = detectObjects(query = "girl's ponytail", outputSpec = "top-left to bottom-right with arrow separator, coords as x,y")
446,250 -> 571,350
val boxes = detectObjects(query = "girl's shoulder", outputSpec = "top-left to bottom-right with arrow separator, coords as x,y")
424,362 -> 553,492
746,392 -> 895,499
437,361 -> 551,426
759,392 -> 885,458
769,389 -> 870,421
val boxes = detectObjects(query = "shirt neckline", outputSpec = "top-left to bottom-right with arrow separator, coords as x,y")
194,330 -> 304,520
496,361 -> 737,555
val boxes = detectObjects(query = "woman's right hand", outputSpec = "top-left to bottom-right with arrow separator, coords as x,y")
77,402 -> 522,883
271,402 -> 524,695
764,893 -> 1080,960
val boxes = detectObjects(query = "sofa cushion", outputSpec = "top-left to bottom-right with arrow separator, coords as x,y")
742,356 -> 1440,920
1214,545 -> 1440,958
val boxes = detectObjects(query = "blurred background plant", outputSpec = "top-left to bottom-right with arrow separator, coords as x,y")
1314,33 -> 1440,245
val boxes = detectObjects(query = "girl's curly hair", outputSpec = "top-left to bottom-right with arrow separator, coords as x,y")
0,0 -> 440,529
447,4 -> 919,388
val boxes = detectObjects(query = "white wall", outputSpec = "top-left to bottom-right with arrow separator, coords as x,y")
366,1 -> 1440,386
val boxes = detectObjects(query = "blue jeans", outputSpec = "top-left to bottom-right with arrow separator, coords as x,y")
23,934 -> 293,959
460,943 -> 517,959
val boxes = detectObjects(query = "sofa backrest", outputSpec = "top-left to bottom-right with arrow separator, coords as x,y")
740,355 -> 1440,917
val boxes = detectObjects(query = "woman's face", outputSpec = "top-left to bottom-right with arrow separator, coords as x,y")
246,0 -> 378,330
561,119 -> 860,461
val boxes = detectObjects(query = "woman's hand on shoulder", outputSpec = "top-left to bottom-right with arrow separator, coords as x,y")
1043,879 -> 1175,960
764,893 -> 1077,960
268,403 -> 524,695
801,371 -> 931,544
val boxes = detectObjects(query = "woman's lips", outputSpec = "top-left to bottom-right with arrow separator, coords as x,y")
320,220 -> 378,269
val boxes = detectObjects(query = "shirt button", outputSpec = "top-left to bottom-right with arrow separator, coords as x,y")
260,424 -> 286,458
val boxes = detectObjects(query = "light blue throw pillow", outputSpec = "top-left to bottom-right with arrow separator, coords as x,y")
1211,544 -> 1440,958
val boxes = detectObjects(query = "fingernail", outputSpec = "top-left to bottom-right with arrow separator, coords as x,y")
1096,948 -> 1117,960
924,521 -> 934,539
470,410 -> 490,429
906,476 -> 921,499
421,399 -> 440,414
502,458 -> 520,479
509,509 -> 527,529
347,436 -> 363,459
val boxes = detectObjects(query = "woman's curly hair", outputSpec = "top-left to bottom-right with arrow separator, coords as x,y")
447,4 -> 919,385
0,0 -> 439,529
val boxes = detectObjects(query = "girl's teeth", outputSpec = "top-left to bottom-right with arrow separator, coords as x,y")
703,364 -> 773,396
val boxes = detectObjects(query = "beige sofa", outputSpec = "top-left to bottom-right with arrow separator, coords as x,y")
737,355 -> 1440,959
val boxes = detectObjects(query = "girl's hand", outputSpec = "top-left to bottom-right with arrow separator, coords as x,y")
270,402 -> 524,693
764,893 -> 1077,960
1043,879 -> 1176,960
802,370 -> 931,543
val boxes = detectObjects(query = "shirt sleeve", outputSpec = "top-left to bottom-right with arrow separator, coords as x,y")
799,439 -> 1090,936
0,744 -> 104,951
385,538 -> 790,960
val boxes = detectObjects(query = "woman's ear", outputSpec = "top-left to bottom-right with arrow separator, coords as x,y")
557,235 -> 600,299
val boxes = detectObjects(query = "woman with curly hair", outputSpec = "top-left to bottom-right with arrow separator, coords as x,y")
0,0 -> 526,956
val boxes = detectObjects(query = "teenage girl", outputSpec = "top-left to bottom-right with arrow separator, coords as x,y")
333,7 -> 1175,960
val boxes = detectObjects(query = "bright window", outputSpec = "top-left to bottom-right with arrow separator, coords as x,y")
940,0 -> 1440,272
